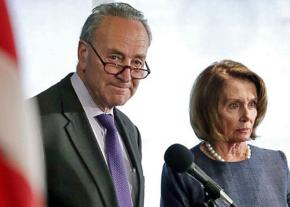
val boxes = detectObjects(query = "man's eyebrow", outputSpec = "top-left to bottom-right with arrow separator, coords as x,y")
106,48 -> 146,59
106,48 -> 123,55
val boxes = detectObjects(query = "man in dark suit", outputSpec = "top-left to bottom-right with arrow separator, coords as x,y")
35,2 -> 151,207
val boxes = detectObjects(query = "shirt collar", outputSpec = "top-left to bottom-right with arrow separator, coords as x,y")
70,73 -> 114,117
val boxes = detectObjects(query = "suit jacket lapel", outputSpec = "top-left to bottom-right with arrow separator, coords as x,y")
58,74 -> 118,207
114,109 -> 143,206
115,114 -> 142,173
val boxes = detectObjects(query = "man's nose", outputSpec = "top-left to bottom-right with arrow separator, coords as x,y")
116,66 -> 132,82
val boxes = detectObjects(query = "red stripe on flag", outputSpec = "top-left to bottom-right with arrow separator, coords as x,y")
0,150 -> 42,207
0,67 -> 45,207
0,0 -> 17,61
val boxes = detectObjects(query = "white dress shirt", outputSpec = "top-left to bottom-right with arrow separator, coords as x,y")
70,73 -> 137,205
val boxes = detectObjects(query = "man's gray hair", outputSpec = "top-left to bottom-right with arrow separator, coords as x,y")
80,2 -> 152,45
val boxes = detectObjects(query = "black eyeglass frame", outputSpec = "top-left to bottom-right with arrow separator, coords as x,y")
87,41 -> 151,79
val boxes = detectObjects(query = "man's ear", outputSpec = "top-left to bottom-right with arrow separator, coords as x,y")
77,40 -> 89,70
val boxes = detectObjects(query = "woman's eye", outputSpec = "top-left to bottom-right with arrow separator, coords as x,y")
228,102 -> 239,109
249,101 -> 257,108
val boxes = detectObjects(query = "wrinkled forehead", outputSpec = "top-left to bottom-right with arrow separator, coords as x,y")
94,16 -> 150,46
219,77 -> 257,101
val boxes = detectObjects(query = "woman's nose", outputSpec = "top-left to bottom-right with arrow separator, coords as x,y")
240,107 -> 250,122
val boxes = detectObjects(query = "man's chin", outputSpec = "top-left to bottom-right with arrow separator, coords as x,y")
109,96 -> 130,107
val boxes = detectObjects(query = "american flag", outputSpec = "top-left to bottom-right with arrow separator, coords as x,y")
0,0 -> 45,206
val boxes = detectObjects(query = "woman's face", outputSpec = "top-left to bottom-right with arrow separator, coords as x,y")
217,77 -> 258,142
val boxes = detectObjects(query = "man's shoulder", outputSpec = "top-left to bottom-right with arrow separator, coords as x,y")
33,73 -> 74,113
114,108 -> 133,124
114,108 -> 138,131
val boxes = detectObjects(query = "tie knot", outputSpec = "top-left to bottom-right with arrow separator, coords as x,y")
96,114 -> 117,132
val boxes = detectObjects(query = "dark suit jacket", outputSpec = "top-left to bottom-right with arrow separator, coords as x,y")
35,73 -> 144,207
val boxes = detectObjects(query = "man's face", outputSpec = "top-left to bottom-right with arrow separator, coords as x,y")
78,16 -> 150,112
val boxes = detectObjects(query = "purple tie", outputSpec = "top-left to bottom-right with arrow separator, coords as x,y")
96,114 -> 133,207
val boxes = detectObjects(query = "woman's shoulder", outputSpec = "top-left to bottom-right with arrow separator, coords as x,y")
250,145 -> 289,167
190,143 -> 203,157
251,144 -> 285,156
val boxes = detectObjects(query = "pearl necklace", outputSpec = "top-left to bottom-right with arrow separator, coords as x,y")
204,142 -> 251,162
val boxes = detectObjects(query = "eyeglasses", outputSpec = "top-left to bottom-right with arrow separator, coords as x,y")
87,42 -> 151,79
